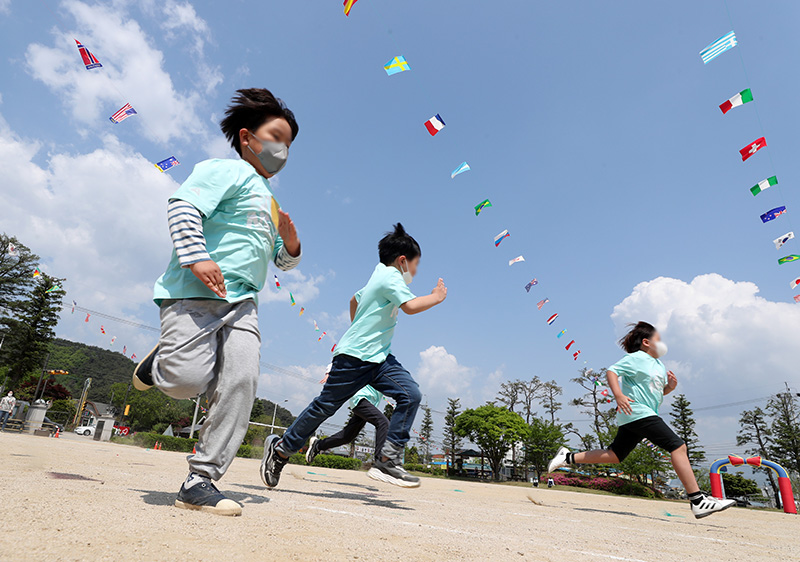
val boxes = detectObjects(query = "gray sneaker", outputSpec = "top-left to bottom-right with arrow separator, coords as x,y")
261,434 -> 289,488
368,458 -> 421,488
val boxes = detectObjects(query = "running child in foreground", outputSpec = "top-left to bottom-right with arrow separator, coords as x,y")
262,223 -> 447,488
305,365 -> 389,465
547,321 -> 735,519
132,88 -> 302,516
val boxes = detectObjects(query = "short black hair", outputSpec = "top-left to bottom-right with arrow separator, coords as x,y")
619,321 -> 656,353
378,223 -> 421,265
220,88 -> 299,156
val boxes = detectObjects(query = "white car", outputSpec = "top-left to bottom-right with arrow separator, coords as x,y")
75,425 -> 95,436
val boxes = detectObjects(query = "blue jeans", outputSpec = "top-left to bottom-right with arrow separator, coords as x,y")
278,354 -> 421,455
0,410 -> 10,431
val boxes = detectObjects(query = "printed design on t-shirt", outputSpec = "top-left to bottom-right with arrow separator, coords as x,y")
647,366 -> 666,398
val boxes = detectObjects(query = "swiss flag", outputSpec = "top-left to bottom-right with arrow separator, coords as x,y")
739,137 -> 766,162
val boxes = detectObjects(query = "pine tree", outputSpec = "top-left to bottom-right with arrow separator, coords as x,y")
419,406 -> 434,464
768,391 -> 800,475
443,397 -> 463,473
570,367 -> 615,448
496,381 -> 522,413
738,407 -> 781,508
1,272 -> 65,387
668,394 -> 706,466
0,234 -> 40,311
383,402 -> 394,421
539,380 -> 563,424
517,377 -> 542,424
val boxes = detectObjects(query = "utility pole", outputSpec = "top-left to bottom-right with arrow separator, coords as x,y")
33,352 -> 51,402
189,395 -> 202,439
271,399 -> 288,434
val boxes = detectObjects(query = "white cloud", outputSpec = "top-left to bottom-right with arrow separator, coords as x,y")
25,0 -> 212,145
261,268 -> 325,306
0,0 -> 9,14
415,345 -> 501,410
0,112 -> 175,317
611,274 -> 800,445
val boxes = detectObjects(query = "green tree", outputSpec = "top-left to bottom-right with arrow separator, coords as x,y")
539,380 -> 563,424
383,403 -> 394,421
454,404 -> 529,481
443,397 -> 463,473
48,398 -> 77,426
618,444 -> 670,489
419,406 -> 434,464
738,407 -> 781,508
669,394 -> 705,466
570,368 -> 615,448
517,377 -> 543,424
525,416 -> 565,477
404,445 -> 420,464
496,380 -> 522,413
721,472 -> 760,498
250,398 -> 267,420
1,273 -> 65,387
0,235 -> 39,312
768,391 -> 800,475
111,382 -> 191,431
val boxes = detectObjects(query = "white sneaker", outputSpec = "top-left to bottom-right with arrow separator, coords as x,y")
691,494 -> 736,519
547,446 -> 570,474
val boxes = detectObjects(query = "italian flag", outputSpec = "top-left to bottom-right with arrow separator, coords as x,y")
750,176 -> 777,196
719,88 -> 753,114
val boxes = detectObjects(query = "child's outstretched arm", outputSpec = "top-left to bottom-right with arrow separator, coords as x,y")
400,278 -> 447,315
272,210 -> 302,271
350,296 -> 358,322
664,371 -> 678,395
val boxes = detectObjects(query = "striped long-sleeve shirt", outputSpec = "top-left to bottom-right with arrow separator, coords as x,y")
167,199 -> 211,267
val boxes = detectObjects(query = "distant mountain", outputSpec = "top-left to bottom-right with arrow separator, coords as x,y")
47,338 -> 136,403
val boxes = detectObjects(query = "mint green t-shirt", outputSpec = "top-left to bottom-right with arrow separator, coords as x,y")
334,264 -> 416,364
153,159 -> 292,305
349,385 -> 384,409
609,350 -> 668,426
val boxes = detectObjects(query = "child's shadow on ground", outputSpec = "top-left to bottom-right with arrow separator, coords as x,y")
132,488 -> 271,507
573,507 -> 725,528
275,487 -> 413,511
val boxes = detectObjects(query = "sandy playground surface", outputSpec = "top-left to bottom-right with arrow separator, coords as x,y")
0,431 -> 797,562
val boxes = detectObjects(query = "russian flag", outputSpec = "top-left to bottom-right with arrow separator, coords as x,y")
425,114 -> 445,136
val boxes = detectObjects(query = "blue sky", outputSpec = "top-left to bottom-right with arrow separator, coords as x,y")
1,0 -> 799,457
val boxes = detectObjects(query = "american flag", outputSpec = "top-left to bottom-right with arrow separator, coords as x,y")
537,298 -> 549,310
109,103 -> 137,123
794,295 -> 800,303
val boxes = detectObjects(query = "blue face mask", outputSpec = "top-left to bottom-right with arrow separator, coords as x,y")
247,132 -> 289,174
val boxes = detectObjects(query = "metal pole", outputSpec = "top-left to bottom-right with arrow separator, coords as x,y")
271,402 -> 279,435
34,353 -> 51,402
189,395 -> 201,439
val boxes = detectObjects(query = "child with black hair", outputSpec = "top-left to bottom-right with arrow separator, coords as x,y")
547,321 -> 735,519
131,88 -> 302,516
262,223 -> 447,488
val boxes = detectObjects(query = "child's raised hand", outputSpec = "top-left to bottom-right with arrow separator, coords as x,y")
431,278 -> 447,304
614,393 -> 635,416
189,260 -> 227,298
277,210 -> 301,257
666,370 -> 678,390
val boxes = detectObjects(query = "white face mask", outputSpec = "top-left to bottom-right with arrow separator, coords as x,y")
400,261 -> 413,285
654,341 -> 668,358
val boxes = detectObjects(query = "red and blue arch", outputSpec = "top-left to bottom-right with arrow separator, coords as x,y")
710,455 -> 796,514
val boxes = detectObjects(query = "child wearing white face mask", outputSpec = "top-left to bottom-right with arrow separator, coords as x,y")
547,321 -> 736,519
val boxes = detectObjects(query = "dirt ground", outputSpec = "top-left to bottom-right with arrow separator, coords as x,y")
1,431 -> 797,562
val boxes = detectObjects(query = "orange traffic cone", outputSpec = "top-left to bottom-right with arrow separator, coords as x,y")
155,441 -> 160,450
54,428 -> 60,438
192,445 -> 196,454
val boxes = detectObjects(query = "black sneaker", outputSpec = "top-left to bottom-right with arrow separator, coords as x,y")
306,436 -> 321,465
368,458 -> 421,488
261,434 -> 289,488
132,344 -> 159,391
174,474 -> 242,516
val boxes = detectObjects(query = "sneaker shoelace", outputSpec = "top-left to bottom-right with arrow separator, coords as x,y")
273,450 -> 289,474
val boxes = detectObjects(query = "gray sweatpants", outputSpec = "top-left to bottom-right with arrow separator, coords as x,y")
153,299 -> 260,481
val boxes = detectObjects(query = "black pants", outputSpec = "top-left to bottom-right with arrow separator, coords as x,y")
609,415 -> 685,462
318,399 -> 388,459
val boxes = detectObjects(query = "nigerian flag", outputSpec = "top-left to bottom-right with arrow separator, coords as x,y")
750,176 -> 778,196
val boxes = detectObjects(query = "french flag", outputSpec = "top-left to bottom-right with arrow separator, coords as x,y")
425,114 -> 445,136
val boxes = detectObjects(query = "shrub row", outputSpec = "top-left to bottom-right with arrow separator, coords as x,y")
404,464 -> 445,476
113,433 -> 362,470
551,473 -> 660,498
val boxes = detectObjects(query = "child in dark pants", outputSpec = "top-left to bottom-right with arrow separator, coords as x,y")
306,371 -> 388,464
547,321 -> 736,519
